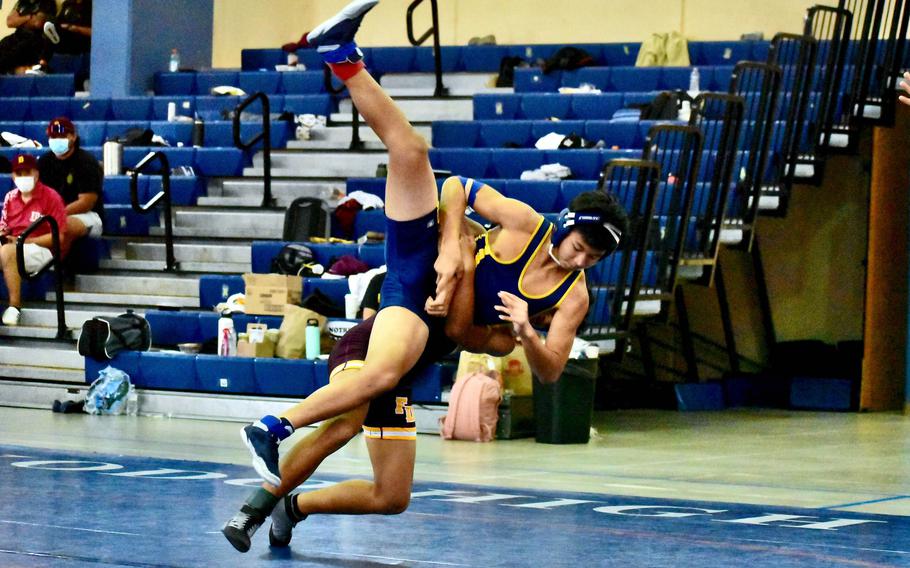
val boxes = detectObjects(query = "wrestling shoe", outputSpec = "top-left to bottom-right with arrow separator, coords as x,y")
242,422 -> 281,487
268,494 -> 305,548
222,505 -> 265,553
305,0 -> 379,64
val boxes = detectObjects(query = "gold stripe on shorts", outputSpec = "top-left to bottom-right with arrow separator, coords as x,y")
362,426 -> 417,440
329,359 -> 366,381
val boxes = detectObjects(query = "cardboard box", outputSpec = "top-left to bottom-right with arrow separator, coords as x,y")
237,337 -> 276,358
243,273 -> 302,316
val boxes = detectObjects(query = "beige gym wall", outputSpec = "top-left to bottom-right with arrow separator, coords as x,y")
211,0 -> 820,69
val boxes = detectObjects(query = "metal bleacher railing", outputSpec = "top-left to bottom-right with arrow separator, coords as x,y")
232,91 -> 273,208
128,151 -> 177,272
406,0 -> 447,97
16,215 -> 66,339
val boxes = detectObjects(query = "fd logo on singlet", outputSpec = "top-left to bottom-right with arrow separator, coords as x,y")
29,212 -> 42,223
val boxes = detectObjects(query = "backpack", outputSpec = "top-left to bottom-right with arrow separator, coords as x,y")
283,197 -> 330,242
542,46 -> 595,74
77,310 -> 152,361
441,372 -> 503,442
634,90 -> 694,120
111,127 -> 154,147
495,56 -> 528,88
270,243 -> 318,276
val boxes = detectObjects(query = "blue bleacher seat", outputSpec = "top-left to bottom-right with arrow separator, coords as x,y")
545,149 -> 601,179
198,275 -> 244,309
693,41 -> 751,66
369,47 -> 416,75
411,363 -> 451,403
103,205 -> 154,235
303,278 -> 349,307
556,180 -> 600,210
110,98 -> 153,120
601,43 -> 639,66
297,50 -> 325,71
250,241 -> 285,273
203,121 -> 233,147
502,180 -> 560,212
611,67 -> 660,92
85,352 -> 141,385
69,98 -> 111,121
570,93 -> 623,120
584,120 -> 641,149
0,122 -> 23,140
149,176 -> 199,207
514,69 -> 561,93
194,71 -> 239,95
194,95 -> 242,121
432,121 -> 480,148
520,94 -> 571,119
462,45 -> 507,73
710,66 -> 736,91
141,352 -> 198,390
660,67 -> 694,90
155,72 -> 195,96
488,149 -> 544,179
280,71 -> 326,95
0,98 -> 29,121
28,97 -> 70,121
195,148 -> 245,176
103,121 -> 151,144
571,68 -> 612,91
352,209 -> 385,238
416,46 -> 462,73
480,120 -> 532,148
151,121 -> 193,146
22,121 -> 49,142
282,95 -> 333,116
145,311 -> 203,345
0,76 -> 34,97
123,147 -> 195,169
530,120 -> 585,141
429,149 -> 491,178
238,71 -> 282,95
75,121 -> 106,146
241,48 -> 285,71
474,94 -> 520,120
151,97 -> 196,121
256,358 -> 317,397
32,75 -> 75,97
103,176 -> 140,205
196,355 -> 257,393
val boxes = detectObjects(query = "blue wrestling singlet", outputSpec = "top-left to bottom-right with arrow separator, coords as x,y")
473,216 -> 583,326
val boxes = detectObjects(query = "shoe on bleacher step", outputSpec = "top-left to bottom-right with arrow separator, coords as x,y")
2,306 -> 21,327
304,0 -> 378,64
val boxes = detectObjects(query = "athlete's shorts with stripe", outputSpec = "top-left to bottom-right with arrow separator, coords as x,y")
379,209 -> 439,326
328,315 -> 455,440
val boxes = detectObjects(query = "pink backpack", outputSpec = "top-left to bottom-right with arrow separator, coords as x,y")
441,372 -> 503,442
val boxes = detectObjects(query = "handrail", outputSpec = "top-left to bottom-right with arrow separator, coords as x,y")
16,215 -> 66,339
406,0 -> 447,97
128,150 -> 178,272
324,66 -> 364,151
233,91 -> 274,207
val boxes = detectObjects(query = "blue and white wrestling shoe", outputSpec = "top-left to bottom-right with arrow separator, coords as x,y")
304,0 -> 379,64
242,421 -> 282,487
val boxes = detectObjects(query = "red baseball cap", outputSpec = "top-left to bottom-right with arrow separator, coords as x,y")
11,154 -> 38,174
47,116 -> 75,138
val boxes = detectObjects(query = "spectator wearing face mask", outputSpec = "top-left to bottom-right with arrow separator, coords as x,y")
37,117 -> 103,244
0,154 -> 67,326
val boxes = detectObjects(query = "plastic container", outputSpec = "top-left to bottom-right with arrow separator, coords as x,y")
218,312 -> 237,357
169,48 -> 180,73
533,358 -> 598,444
305,318 -> 320,360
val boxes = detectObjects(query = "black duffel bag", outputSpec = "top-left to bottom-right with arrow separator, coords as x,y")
77,310 -> 152,361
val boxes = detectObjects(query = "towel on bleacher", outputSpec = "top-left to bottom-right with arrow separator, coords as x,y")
520,163 -> 572,181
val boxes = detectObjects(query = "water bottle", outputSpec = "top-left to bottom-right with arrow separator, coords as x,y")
688,67 -> 700,96
126,386 -> 139,416
169,48 -> 180,73
191,114 -> 205,147
305,318 -> 321,360
218,311 -> 237,357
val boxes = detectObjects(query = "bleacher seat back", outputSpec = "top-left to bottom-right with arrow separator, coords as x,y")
571,94 -> 623,120
480,120 -> 532,148
155,72 -> 195,96
502,180 -> 560,212
432,121 -> 479,148
137,352 -> 197,390
370,47 -> 416,75
239,71 -> 282,95
462,45 -> 507,72
520,94 -> 571,119
488,149 -> 543,179
416,46 -> 462,73
197,355 -> 256,393
194,71 -> 239,95
29,97 -> 70,121
280,72 -> 326,95
473,94 -> 520,120
69,98 -> 111,120
256,358 -> 317,397
0,76 -> 34,97
110,98 -> 153,121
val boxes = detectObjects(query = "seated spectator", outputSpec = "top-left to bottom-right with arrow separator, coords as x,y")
38,117 -> 104,247
54,0 -> 92,56
0,0 -> 55,74
0,154 -> 67,326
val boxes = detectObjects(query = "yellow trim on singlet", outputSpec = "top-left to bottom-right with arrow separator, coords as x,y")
552,272 -> 584,309
479,215 -> 546,266
329,359 -> 365,381
517,224 -> 582,300
362,425 -> 417,440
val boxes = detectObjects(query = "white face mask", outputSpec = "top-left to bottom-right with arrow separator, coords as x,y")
14,176 -> 36,193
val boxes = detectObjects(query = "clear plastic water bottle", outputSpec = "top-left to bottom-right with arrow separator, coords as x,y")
688,67 -> 700,96
169,48 -> 180,73
126,386 -> 138,416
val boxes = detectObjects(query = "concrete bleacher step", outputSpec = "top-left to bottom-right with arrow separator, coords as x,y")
203,178 -> 341,208
125,242 -> 251,264
0,308 -> 119,340
333,97 -> 473,123
149,209 -> 285,239
56,291 -> 198,308
285,125 -> 431,151
0,343 -> 83,371
99,259 -> 251,273
380,72 -> 504,97
73,274 -> 200,297
247,151 -> 388,178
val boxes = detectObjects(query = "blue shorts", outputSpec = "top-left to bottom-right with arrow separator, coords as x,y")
379,209 -> 439,326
